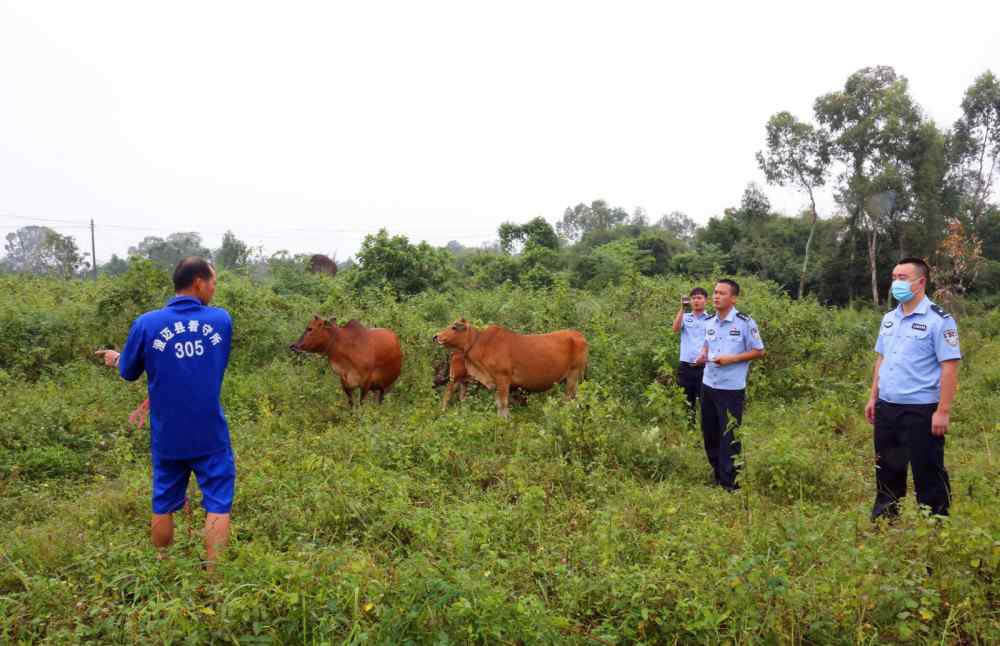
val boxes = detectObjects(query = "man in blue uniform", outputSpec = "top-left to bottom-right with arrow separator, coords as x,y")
696,279 -> 765,490
96,257 -> 234,569
865,258 -> 960,520
671,287 -> 710,426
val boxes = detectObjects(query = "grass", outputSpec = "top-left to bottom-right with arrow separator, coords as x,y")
1,270 -> 999,644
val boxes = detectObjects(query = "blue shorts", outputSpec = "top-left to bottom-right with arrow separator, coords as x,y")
151,448 -> 236,515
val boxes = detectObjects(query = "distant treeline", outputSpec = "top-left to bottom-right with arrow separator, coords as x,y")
3,65 -> 999,307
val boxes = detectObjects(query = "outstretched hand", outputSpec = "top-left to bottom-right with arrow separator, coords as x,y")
95,349 -> 120,368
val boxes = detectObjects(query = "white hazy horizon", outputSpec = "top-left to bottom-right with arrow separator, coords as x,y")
2,1 -> 998,264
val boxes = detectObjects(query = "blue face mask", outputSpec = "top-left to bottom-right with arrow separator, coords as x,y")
891,279 -> 915,303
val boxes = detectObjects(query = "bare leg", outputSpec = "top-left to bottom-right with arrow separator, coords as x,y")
203,512 -> 230,572
151,513 -> 175,559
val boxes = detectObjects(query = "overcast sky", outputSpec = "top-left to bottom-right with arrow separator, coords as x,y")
2,1 -> 998,264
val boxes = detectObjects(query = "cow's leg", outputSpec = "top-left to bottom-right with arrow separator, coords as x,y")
458,379 -> 468,401
341,380 -> 355,408
359,387 -> 370,405
441,381 -> 456,411
564,369 -> 582,400
376,387 -> 386,404
495,379 -> 511,418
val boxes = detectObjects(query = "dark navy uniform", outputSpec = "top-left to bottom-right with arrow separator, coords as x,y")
872,297 -> 961,519
700,308 -> 764,490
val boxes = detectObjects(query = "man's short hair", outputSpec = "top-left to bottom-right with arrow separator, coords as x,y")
690,287 -> 708,298
897,257 -> 930,283
717,278 -> 740,296
173,257 -> 214,291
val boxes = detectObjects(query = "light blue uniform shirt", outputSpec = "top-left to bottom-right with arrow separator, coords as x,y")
702,307 -> 764,391
875,296 -> 961,405
679,311 -> 712,363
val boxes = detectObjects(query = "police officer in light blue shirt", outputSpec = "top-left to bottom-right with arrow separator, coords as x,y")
865,257 -> 961,519
671,287 -> 711,426
695,279 -> 765,490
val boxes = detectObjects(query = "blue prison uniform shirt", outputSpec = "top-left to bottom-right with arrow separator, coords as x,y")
118,296 -> 233,459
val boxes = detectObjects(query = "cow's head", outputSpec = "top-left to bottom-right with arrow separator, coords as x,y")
433,318 -> 472,350
290,315 -> 335,353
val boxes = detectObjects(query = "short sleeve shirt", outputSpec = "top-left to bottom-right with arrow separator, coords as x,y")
702,307 -> 764,391
875,296 -> 961,405
678,311 -> 712,363
118,296 -> 233,459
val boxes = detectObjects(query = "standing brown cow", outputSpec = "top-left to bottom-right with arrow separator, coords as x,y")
433,319 -> 588,417
291,316 -> 403,406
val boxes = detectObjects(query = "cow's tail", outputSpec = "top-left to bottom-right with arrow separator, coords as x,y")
575,333 -> 590,381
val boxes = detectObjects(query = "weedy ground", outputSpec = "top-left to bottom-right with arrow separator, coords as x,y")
2,264 -> 999,644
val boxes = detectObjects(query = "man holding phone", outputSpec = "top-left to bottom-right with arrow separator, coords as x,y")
672,287 -> 711,426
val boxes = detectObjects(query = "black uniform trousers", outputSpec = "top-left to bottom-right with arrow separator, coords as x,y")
872,400 -> 950,519
676,362 -> 705,427
700,384 -> 745,490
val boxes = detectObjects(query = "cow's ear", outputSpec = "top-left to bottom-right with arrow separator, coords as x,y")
324,317 -> 335,328
312,314 -> 322,321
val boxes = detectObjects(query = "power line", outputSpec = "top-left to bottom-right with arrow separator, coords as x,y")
1,215 -> 499,267
0,213 -> 495,240
0,213 -> 498,240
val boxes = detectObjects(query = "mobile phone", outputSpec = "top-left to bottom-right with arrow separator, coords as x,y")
681,296 -> 691,310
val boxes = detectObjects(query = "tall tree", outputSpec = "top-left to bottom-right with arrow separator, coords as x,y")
757,111 -> 832,297
129,232 -> 212,269
556,200 -> 629,242
950,70 -> 1000,225
815,66 -> 923,305
498,217 -> 559,254
215,230 -> 251,270
655,211 -> 697,246
3,226 -> 88,278
101,254 -> 131,277
352,229 -> 457,296
738,183 -> 772,226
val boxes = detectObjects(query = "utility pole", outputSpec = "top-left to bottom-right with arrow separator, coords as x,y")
90,219 -> 97,280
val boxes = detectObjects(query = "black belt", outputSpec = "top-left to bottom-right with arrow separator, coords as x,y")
679,361 -> 703,368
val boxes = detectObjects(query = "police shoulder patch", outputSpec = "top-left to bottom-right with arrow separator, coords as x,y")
736,312 -> 751,321
930,304 -> 952,319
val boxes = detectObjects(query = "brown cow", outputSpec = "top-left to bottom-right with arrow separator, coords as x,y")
433,319 -> 588,417
433,351 -> 528,411
291,316 -> 403,406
